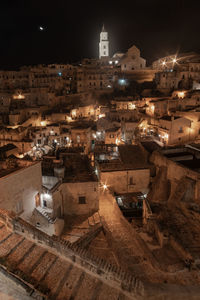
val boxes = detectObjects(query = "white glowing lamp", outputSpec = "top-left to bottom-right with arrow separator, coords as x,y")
103,184 -> 108,190
40,121 -> 46,126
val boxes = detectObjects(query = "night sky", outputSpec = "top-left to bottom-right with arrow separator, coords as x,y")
0,0 -> 200,69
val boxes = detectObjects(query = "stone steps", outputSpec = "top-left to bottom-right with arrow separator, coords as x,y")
18,245 -> 46,274
88,212 -> 101,227
0,221 -> 137,299
31,252 -> 57,282
35,207 -> 55,224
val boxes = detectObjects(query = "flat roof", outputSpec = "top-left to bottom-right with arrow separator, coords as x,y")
178,159 -> 200,172
0,161 -> 39,178
63,154 -> 98,182
105,127 -> 120,132
141,141 -> 162,154
165,152 -> 193,158
160,116 -> 180,121
99,145 -> 150,171
0,144 -> 17,153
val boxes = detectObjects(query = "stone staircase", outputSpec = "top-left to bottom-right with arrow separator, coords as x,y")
0,220 -> 144,300
35,207 -> 55,224
87,212 -> 101,227
61,212 -> 102,245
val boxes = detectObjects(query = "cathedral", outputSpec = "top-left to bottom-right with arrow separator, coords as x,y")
98,25 -> 146,70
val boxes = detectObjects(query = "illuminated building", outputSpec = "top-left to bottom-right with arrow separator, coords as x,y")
99,24 -> 109,59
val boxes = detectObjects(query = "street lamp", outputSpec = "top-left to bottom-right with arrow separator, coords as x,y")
103,184 -> 108,190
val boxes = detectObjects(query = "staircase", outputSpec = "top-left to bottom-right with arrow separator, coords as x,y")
87,212 -> 101,227
35,206 -> 55,224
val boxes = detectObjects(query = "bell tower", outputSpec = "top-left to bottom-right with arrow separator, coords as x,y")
99,24 -> 109,59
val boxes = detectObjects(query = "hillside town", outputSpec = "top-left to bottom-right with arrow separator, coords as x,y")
1,25 -> 200,299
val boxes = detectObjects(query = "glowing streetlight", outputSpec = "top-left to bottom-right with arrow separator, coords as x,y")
40,121 -> 46,126
178,91 -> 185,99
162,61 -> 166,66
103,184 -> 108,190
172,58 -> 177,63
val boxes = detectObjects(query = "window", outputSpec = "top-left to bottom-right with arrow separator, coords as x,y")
79,196 -> 86,204
16,201 -> 23,213
43,200 -> 47,207
103,45 -> 106,49
178,126 -> 183,133
129,177 -> 133,185
77,135 -> 80,143
103,51 -> 106,55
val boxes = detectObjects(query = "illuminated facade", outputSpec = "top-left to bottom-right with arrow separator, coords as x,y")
99,24 -> 109,59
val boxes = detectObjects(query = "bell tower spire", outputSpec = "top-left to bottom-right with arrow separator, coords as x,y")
99,24 -> 109,59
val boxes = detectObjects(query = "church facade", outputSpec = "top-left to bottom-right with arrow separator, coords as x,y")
98,25 -> 146,70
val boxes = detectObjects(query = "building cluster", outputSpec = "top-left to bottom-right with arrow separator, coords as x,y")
1,25 -> 200,298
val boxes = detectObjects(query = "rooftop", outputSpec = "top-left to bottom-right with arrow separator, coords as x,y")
160,116 -> 181,121
0,160 -> 38,178
105,127 -> 120,133
62,153 -> 98,182
99,145 -> 150,171
0,143 -> 17,153
141,141 -> 162,154
161,145 -> 200,173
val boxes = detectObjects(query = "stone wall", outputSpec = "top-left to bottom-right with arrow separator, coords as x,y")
0,162 -> 42,218
150,151 -> 200,203
101,169 -> 150,194
61,181 -> 99,216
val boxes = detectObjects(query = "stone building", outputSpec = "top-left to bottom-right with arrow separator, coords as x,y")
156,116 -> 192,145
119,45 -> 146,71
154,52 -> 200,93
0,161 -> 42,218
105,127 -> 122,145
98,145 -> 150,194
70,124 -> 92,153
76,65 -> 114,93
150,147 -> 200,203
0,126 -> 33,153
42,152 -> 99,217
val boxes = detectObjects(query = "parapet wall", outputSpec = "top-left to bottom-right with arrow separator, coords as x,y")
0,208 -> 144,297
